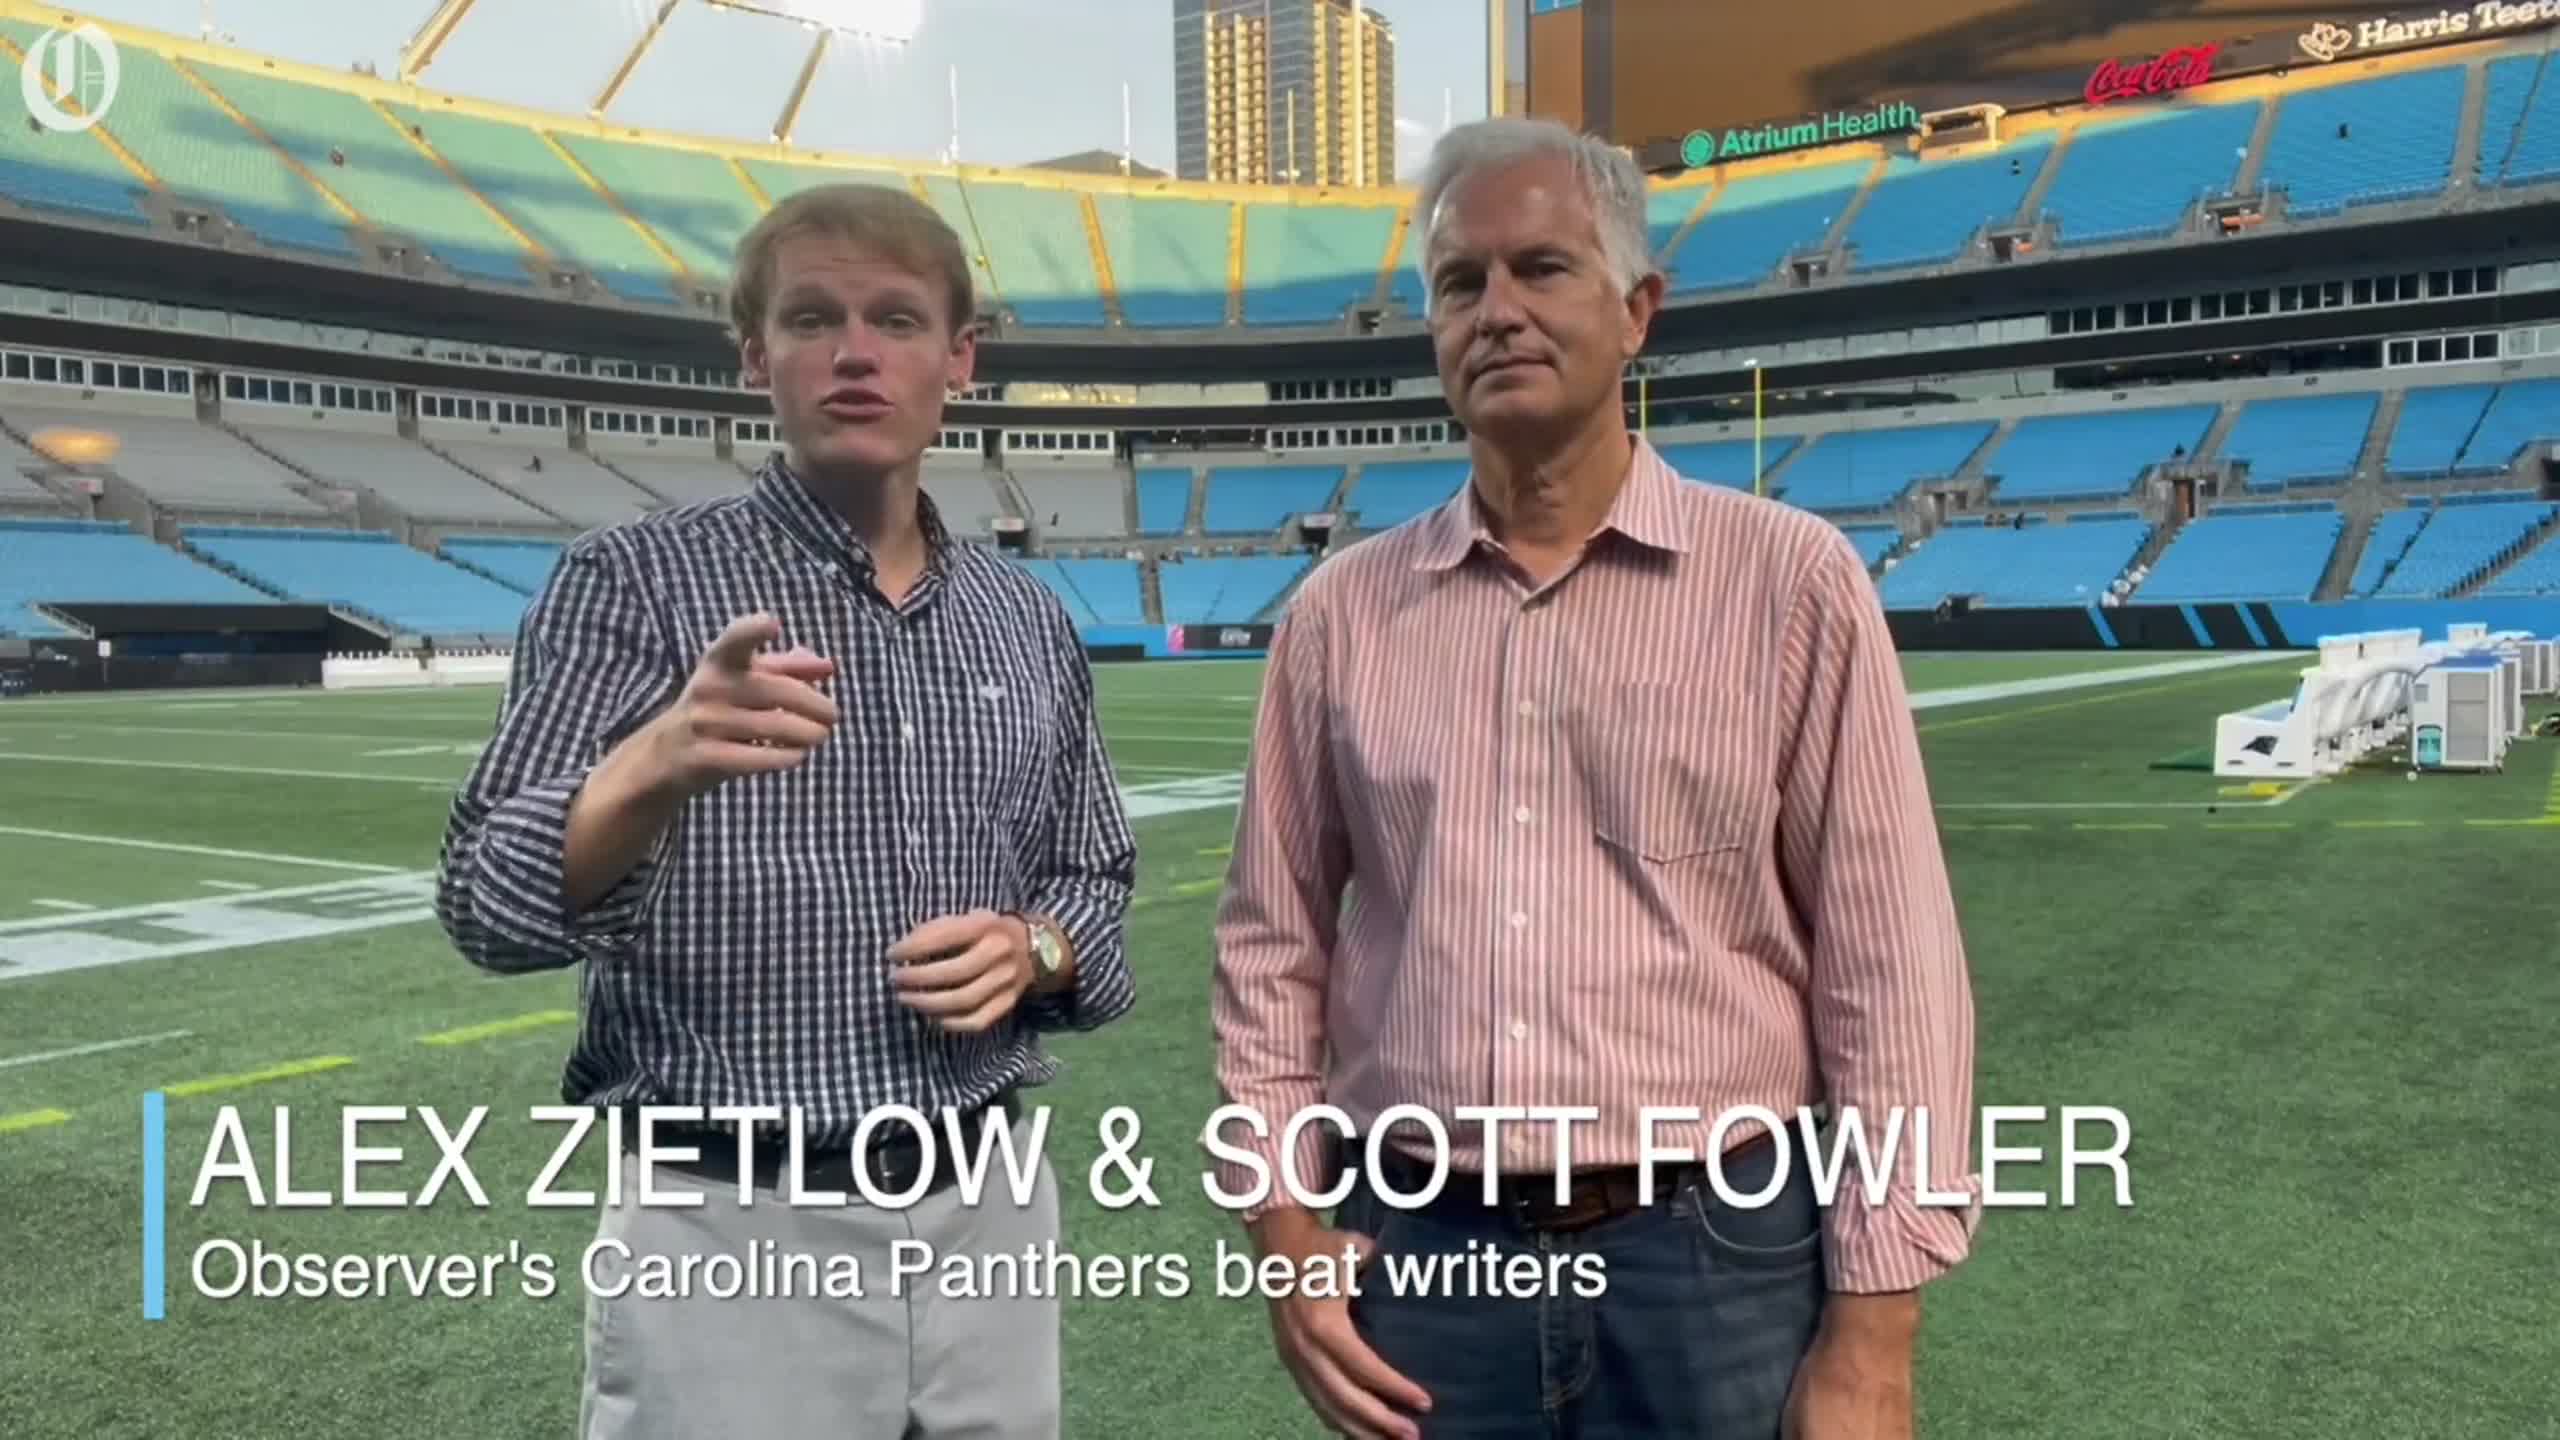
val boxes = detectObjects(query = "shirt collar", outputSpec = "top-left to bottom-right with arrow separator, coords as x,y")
1412,434 -> 1693,571
748,449 -> 958,580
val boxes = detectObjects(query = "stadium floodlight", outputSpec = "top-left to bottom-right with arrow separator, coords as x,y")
698,0 -> 921,45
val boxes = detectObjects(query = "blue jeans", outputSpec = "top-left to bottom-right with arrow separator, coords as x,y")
1339,1137 -> 1826,1438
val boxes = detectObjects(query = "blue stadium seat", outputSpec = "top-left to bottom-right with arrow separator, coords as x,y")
1981,405 -> 2217,503
1777,422 -> 1995,513
2480,53 -> 2560,186
2256,66 -> 2466,217
1347,460 -> 1467,530
2220,392 -> 2377,490
1844,136 -> 2051,271
1667,160 -> 1868,293
440,537 -> 564,595
0,521 -> 268,631
1092,193 -> 1231,327
2350,508 -> 2429,596
1014,558 -> 1145,625
1838,523 -> 1901,571
1878,516 -> 2149,608
2136,507 -> 2343,602
2373,499 -> 2559,597
2384,384 -> 2498,478
1654,437 -> 1800,490
1157,554 -> 1313,623
2477,526 -> 2560,595
1135,468 -> 1192,536
1200,466 -> 1341,533
2040,102 -> 2258,247
2455,379 -> 2560,473
183,526 -> 530,635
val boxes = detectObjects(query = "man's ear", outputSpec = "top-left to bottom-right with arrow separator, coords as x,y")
740,331 -> 770,389
947,320 -> 978,392
1621,271 -> 1666,360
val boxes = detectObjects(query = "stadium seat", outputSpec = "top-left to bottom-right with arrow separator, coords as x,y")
1013,558 -> 1145,626
2219,392 -> 2378,490
385,104 -> 682,304
1239,203 -> 1397,326
2479,53 -> 2560,186
2135,507 -> 2343,602
1200,466 -> 1341,533
2372,498 -> 2560,597
1838,523 -> 1902,571
1667,160 -> 1869,293
1092,194 -> 1232,327
1136,468 -> 1193,536
1653,438 -> 1800,490
1776,421 -> 1995,513
958,181 -> 1109,327
1980,405 -> 2217,503
1877,515 -> 2149,609
2039,102 -> 2259,247
1157,554 -> 1313,624
2476,526 -> 2560,595
1347,460 -> 1468,529
183,526 -> 533,636
0,520 -> 272,633
441,537 -> 564,595
2384,384 -> 2498,478
1844,136 -> 2051,271
193,62 -> 534,284
1015,469 -> 1129,540
551,134 -> 765,285
2349,508 -> 2431,595
2256,66 -> 2467,217
2454,379 -> 2560,474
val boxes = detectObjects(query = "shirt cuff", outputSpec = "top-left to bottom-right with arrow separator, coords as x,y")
1018,881 -> 1133,1032
1821,1170 -> 1983,1293
466,770 -> 674,967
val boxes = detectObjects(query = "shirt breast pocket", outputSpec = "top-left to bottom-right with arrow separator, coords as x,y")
961,667 -> 1060,815
1571,681 -> 1757,865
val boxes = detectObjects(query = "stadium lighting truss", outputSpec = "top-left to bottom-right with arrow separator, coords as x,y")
696,0 -> 921,45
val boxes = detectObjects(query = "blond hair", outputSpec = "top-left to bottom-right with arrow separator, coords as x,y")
728,183 -> 975,340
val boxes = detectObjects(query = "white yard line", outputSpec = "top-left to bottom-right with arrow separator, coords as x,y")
1906,653 -> 2293,710
0,1029 -> 193,1070
0,871 -> 433,937
0,824 -> 407,873
26,898 -> 97,912
0,722 -> 481,745
199,880 -> 261,892
0,752 -> 453,786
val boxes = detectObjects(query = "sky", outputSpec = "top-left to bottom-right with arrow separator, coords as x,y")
58,0 -> 1489,178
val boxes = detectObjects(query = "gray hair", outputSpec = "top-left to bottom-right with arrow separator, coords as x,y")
1411,115 -> 1656,317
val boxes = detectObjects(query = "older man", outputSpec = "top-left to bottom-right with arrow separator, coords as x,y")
1211,117 -> 1981,1439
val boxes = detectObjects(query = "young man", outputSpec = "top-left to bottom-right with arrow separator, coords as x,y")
1213,118 -> 1981,1439
437,183 -> 1137,1439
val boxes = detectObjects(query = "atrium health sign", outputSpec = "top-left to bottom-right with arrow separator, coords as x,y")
2084,43 -> 2221,107
19,22 -> 119,133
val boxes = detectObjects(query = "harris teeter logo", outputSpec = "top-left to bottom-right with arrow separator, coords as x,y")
1680,101 -> 1922,167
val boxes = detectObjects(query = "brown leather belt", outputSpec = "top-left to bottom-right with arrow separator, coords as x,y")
1365,1129 -> 1772,1233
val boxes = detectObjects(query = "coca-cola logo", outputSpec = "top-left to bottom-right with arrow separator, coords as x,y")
2084,43 -> 2220,106
1218,628 -> 1253,647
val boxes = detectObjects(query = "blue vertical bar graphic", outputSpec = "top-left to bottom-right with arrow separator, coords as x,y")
2236,605 -> 2269,648
143,1090 -> 165,1320
2180,604 -> 2215,648
2086,604 -> 2120,648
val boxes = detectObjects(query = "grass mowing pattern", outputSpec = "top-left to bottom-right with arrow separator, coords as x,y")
0,652 -> 2554,1437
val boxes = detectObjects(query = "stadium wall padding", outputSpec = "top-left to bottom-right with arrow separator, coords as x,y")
1883,599 -> 2560,651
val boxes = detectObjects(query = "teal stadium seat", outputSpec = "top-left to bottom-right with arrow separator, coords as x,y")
1239,203 -> 1395,326
194,63 -> 532,284
1093,193 -> 1231,327
384,104 -> 681,304
1666,160 -> 1868,293
0,520 -> 269,635
1844,135 -> 2051,271
184,526 -> 531,636
2138,506 -> 2344,602
1980,405 -> 2218,503
2256,66 -> 2466,217
1157,554 -> 1312,623
2038,102 -> 2259,247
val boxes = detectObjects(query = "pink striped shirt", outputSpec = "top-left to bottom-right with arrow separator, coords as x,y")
1209,435 -> 1982,1294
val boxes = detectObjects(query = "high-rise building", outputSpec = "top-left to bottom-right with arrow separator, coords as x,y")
1174,0 -> 1394,187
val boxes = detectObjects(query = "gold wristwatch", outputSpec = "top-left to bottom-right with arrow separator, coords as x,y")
1024,915 -> 1067,982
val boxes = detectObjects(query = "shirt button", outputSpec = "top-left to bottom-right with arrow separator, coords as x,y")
1509,1020 -> 1528,1040
1508,911 -> 1527,929
1517,700 -> 1536,718
901,722 -> 916,743
1513,806 -> 1531,824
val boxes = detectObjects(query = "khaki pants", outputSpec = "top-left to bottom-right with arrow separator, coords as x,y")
576,1156 -> 1061,1439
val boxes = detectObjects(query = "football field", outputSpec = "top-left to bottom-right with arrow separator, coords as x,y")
2,650 -> 2555,1438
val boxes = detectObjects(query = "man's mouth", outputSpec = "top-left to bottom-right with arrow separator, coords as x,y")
821,389 -> 892,420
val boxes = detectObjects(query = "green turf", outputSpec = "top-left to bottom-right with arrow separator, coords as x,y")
2,651 -> 2556,1438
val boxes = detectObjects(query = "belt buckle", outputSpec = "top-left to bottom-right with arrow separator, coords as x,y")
1517,1175 -> 1618,1233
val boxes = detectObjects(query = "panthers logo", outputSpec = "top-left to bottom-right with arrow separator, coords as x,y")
2297,21 -> 2354,62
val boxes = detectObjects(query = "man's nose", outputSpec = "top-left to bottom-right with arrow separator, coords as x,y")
830,329 -> 883,372
1475,267 -> 1528,332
